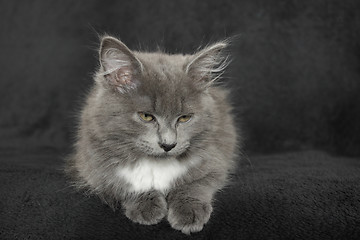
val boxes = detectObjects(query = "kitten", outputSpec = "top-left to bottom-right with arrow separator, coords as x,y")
66,36 -> 238,234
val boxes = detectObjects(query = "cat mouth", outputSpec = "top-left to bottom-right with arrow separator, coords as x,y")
146,149 -> 188,159
149,153 -> 170,158
138,143 -> 190,159
147,151 -> 176,158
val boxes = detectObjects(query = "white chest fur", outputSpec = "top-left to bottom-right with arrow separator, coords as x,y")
117,158 -> 197,193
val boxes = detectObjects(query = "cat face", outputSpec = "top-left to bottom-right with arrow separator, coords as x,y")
129,86 -> 210,158
93,36 -> 227,159
133,112 -> 196,157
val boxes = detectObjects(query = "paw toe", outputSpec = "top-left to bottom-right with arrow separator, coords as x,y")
167,201 -> 212,234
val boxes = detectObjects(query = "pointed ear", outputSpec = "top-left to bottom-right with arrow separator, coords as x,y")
185,41 -> 229,87
98,36 -> 143,92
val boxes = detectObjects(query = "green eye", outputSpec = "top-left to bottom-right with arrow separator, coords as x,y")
178,115 -> 192,123
139,112 -> 155,122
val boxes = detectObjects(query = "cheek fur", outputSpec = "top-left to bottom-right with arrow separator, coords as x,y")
141,129 -> 160,146
135,123 -> 161,151
176,118 -> 200,143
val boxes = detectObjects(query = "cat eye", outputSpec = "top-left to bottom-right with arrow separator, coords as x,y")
138,112 -> 155,122
178,115 -> 192,123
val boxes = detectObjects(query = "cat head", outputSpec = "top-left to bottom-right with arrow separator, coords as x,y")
93,36 -> 230,158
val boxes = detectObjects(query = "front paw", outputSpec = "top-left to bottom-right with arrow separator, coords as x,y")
167,199 -> 213,234
123,191 -> 167,225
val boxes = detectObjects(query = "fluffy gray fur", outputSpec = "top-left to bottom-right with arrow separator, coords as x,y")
66,36 -> 238,234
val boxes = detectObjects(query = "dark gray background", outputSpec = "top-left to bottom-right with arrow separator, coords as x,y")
1,0 -> 360,158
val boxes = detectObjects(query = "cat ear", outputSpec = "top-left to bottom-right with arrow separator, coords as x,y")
185,41 -> 229,87
98,36 -> 143,92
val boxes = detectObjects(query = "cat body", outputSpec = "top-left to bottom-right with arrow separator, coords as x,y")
66,36 -> 238,234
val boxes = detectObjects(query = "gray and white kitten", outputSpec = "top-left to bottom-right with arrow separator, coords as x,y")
66,36 -> 238,234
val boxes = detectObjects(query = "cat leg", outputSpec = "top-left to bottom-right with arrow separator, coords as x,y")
122,190 -> 167,225
166,175 -> 222,234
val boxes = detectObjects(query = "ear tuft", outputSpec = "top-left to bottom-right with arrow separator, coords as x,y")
98,36 -> 143,93
185,40 -> 230,86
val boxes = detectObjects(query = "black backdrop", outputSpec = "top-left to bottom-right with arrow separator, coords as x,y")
1,0 -> 360,159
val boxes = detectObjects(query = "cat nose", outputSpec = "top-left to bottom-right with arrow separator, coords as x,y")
159,143 -> 177,152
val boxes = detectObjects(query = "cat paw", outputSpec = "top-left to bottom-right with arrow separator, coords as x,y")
167,200 -> 213,234
124,191 -> 167,225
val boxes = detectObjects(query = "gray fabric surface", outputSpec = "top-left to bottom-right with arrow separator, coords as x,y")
1,151 -> 359,239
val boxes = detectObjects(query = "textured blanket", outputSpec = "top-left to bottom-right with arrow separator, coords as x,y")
1,151 -> 359,239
